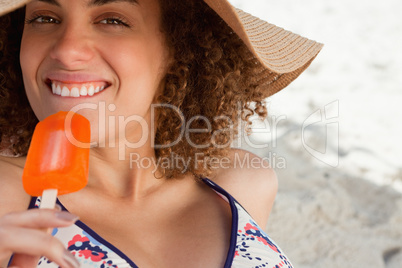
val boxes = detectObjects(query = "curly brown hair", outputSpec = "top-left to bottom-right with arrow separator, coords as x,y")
0,0 -> 273,178
155,0 -> 271,178
0,7 -> 37,156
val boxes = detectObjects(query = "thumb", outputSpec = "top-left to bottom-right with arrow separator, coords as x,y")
8,253 -> 40,268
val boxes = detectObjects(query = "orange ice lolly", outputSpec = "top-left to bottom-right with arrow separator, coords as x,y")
22,111 -> 90,205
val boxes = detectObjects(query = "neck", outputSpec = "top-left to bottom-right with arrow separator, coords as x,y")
86,139 -> 165,200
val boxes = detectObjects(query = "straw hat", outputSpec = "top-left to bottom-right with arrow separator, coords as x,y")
0,0 -> 323,96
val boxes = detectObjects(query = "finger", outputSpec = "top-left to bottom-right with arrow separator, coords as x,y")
5,228 -> 79,268
1,209 -> 79,229
8,253 -> 40,268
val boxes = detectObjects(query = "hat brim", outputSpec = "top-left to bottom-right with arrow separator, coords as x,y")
0,0 -> 29,16
204,0 -> 323,96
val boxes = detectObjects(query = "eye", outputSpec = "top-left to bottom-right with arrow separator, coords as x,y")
25,15 -> 60,25
97,17 -> 130,27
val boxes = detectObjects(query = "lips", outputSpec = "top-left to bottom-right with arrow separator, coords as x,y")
46,79 -> 110,97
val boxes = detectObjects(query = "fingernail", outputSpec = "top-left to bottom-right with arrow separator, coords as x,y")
55,204 -> 62,211
55,211 -> 79,222
63,250 -> 80,268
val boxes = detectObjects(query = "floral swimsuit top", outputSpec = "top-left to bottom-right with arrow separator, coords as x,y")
27,178 -> 293,268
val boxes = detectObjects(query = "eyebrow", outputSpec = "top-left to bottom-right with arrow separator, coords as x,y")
37,0 -> 138,7
37,0 -> 60,6
90,0 -> 138,5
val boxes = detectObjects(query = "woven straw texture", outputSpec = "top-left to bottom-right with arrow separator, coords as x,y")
204,0 -> 323,96
236,8 -> 323,95
0,0 -> 28,16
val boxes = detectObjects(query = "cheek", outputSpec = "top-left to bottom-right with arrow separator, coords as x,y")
20,34 -> 43,93
20,36 -> 40,113
20,31 -> 52,77
106,42 -> 165,100
19,34 -> 53,121
20,33 -> 38,80
106,34 -> 168,77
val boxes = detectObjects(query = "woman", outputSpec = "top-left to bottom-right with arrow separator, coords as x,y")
0,0 -> 322,267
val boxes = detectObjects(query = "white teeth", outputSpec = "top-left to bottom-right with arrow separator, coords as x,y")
51,82 -> 107,97
80,86 -> 88,96
88,85 -> 95,96
61,86 -> 70,97
71,87 -> 80,97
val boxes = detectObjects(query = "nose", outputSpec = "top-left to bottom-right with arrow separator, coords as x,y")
49,23 -> 95,68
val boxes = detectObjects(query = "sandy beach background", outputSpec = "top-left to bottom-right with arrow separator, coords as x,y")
230,0 -> 402,267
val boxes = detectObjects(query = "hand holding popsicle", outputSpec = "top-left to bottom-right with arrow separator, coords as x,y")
1,208 -> 81,268
4,111 -> 90,267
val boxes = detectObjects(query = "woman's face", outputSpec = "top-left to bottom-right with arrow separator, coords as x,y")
20,0 -> 169,147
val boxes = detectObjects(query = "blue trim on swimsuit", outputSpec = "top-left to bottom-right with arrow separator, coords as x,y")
56,199 -> 139,268
201,178 -> 238,268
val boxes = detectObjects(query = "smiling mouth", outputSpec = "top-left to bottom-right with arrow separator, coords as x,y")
46,79 -> 110,97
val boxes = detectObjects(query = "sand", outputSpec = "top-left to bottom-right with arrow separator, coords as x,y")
244,134 -> 402,267
232,0 -> 402,266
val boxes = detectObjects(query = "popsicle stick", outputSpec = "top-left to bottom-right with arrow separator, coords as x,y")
40,189 -> 58,209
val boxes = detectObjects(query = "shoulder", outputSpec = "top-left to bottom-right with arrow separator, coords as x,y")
0,155 -> 31,215
210,148 -> 278,228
